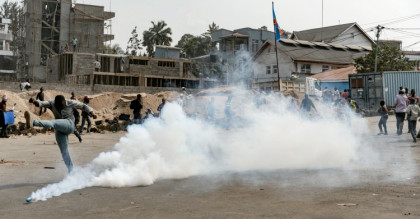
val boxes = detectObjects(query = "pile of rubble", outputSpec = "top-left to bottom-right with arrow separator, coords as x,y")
0,90 -> 180,135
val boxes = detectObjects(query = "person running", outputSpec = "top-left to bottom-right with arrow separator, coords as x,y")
36,87 -> 47,115
322,87 -> 332,103
300,94 -> 318,116
406,98 -> 419,142
332,87 -> 340,102
408,89 -> 419,104
341,89 -> 350,100
377,101 -> 388,135
395,90 -> 408,135
70,92 -> 82,142
0,95 -> 9,138
26,95 -> 96,173
130,94 -> 143,124
79,96 -> 91,134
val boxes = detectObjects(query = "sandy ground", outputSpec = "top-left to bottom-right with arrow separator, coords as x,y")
0,116 -> 419,218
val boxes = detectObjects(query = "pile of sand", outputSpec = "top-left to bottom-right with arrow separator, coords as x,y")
0,90 -> 182,126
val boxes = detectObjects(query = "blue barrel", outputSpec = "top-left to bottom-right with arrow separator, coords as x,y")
3,111 -> 15,125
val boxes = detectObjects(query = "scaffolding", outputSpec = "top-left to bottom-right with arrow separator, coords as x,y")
40,0 -> 61,64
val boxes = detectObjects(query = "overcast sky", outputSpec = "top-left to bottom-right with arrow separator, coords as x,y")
6,0 -> 420,50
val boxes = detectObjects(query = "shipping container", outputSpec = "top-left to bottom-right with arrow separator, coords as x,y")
348,73 -> 383,110
383,71 -> 420,107
349,71 -> 420,110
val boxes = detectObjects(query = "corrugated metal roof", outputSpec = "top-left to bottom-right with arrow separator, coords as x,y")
328,43 -> 348,50
220,32 -> 249,39
312,41 -> 330,48
280,38 -> 298,44
276,41 -> 367,64
294,40 -> 315,46
292,23 -> 355,43
311,66 -> 356,81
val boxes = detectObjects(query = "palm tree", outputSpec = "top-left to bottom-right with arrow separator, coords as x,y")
142,21 -> 172,57
206,22 -> 219,36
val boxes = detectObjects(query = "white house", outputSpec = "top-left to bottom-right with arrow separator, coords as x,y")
252,39 -> 370,91
291,23 -> 375,49
0,17 -> 15,75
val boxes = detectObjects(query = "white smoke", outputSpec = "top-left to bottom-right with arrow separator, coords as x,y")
29,93 -> 416,201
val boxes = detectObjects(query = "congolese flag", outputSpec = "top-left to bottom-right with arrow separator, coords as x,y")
272,2 -> 283,41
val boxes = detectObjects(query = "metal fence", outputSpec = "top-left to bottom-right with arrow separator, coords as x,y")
383,71 -> 420,107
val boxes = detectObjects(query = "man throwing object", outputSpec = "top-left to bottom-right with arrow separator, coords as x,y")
26,95 -> 97,173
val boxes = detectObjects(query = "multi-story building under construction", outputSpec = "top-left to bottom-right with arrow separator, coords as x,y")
23,0 -> 115,82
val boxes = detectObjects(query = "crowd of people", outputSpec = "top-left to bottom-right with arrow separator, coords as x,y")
1,85 -> 419,173
388,87 -> 420,142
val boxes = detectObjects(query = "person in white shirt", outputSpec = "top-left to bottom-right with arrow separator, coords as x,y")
20,80 -> 31,92
395,90 -> 408,135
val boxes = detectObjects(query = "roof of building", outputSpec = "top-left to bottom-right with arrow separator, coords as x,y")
253,40 -> 368,65
291,23 -> 375,44
155,45 -> 182,50
220,32 -> 249,39
311,66 -> 357,82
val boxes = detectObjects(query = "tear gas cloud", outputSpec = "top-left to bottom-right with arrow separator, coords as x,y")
29,92 -> 417,201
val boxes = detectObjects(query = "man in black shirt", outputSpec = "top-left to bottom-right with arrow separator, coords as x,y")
130,94 -> 143,124
300,94 -> 317,115
36,87 -> 47,115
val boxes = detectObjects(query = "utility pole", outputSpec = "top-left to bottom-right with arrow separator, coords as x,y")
374,25 -> 384,73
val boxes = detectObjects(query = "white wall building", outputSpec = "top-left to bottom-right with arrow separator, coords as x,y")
0,17 -> 15,75
252,39 -> 370,91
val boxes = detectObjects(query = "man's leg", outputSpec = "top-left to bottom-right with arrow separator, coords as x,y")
407,115 -> 412,133
378,118 -> 383,134
39,107 -> 43,116
33,120 -> 74,135
55,131 -> 73,173
87,117 -> 91,133
80,117 -> 86,133
383,116 -> 388,135
411,121 -> 417,142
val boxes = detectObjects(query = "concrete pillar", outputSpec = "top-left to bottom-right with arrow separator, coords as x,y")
179,61 -> 183,77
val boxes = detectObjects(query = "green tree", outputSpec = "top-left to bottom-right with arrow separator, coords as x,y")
142,21 -> 172,57
354,44 -> 415,73
126,26 -> 142,56
176,34 -> 211,58
1,1 -> 25,79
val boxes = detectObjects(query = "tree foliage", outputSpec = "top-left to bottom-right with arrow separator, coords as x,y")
354,44 -> 415,73
205,21 -> 219,36
176,34 -> 211,58
126,26 -> 142,56
142,21 -> 172,57
104,43 -> 124,55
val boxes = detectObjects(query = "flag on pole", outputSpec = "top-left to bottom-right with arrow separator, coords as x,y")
272,2 -> 283,41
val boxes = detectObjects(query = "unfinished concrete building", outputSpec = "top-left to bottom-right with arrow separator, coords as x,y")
61,47 -> 218,93
24,0 -> 114,82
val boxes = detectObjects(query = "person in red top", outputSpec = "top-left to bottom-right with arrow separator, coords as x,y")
341,89 -> 350,99
408,89 -> 419,104
0,95 -> 9,138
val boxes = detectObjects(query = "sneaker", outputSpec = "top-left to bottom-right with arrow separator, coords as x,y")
414,137 -> 417,143
24,111 -> 33,129
377,132 -> 383,136
384,132 -> 388,135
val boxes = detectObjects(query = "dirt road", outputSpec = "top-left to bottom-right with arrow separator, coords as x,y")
0,116 -> 419,218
